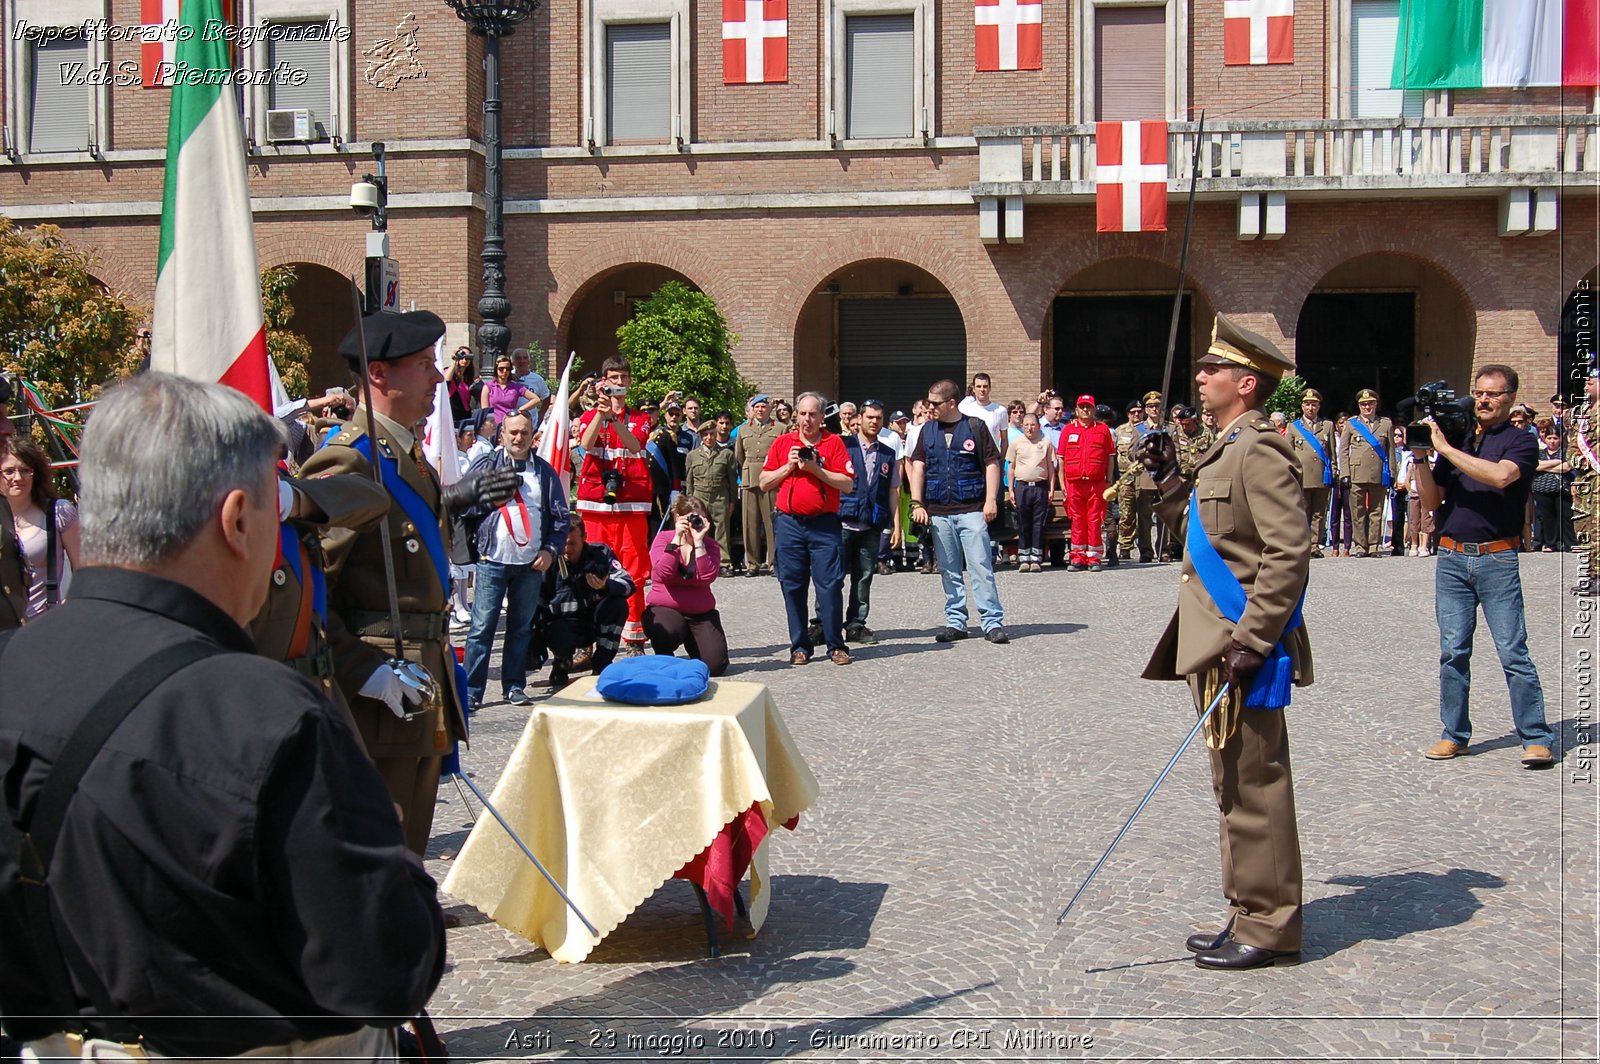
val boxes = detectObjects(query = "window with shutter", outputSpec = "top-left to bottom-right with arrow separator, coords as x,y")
29,39 -> 90,153
845,15 -> 914,139
269,26 -> 333,139
607,23 -> 671,144
1351,0 -> 1424,118
1095,6 -> 1165,121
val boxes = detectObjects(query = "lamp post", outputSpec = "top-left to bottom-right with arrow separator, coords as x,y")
445,0 -> 537,364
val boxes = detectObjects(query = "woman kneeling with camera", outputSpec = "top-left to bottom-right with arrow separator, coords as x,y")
643,495 -> 729,675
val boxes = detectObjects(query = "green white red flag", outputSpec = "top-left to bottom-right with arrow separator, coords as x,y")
150,0 -> 270,410
1392,0 -> 1600,89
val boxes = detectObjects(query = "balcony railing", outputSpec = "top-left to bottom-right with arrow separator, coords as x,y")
972,116 -> 1599,194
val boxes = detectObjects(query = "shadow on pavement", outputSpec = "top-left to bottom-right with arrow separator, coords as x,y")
1306,867 -> 1506,959
1465,716 -> 1580,760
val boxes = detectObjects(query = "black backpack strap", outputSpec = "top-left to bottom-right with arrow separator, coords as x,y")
0,638 -> 221,1044
44,501 -> 59,607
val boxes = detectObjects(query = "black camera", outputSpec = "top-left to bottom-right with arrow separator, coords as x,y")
1401,380 -> 1474,451
796,446 -> 818,463
601,468 -> 624,503
688,514 -> 706,531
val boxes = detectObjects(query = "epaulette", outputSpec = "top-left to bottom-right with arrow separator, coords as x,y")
1249,417 -> 1276,433
327,425 -> 363,448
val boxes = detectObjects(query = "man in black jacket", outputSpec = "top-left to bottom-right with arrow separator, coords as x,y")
0,373 -> 444,1059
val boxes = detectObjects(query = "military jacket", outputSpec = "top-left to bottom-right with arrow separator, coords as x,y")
1339,415 -> 1395,484
734,419 -> 783,485
685,444 -> 738,504
1177,425 -> 1216,479
1287,417 -> 1336,488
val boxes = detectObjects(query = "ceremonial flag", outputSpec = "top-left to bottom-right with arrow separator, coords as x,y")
1391,0 -> 1600,89
536,352 -> 576,496
975,0 -> 1043,72
1095,120 -> 1167,233
141,0 -> 181,86
151,0 -> 270,410
421,338 -> 460,486
722,0 -> 788,84
1223,0 -> 1293,65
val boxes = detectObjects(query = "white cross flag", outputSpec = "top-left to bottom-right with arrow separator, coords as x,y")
722,0 -> 788,84
975,0 -> 1042,71
1224,0 -> 1294,65
1095,120 -> 1168,233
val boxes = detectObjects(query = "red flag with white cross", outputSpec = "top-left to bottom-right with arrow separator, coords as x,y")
722,0 -> 788,84
1223,0 -> 1293,66
975,0 -> 1042,72
141,0 -> 182,86
1095,121 -> 1168,233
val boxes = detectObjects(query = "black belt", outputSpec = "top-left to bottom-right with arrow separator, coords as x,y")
348,610 -> 446,641
287,643 -> 337,683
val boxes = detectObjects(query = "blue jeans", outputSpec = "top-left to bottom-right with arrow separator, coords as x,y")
465,560 -> 544,702
930,510 -> 1005,631
1435,546 -> 1553,749
774,512 -> 845,654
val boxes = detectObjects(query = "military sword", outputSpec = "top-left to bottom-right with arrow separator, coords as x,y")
1056,682 -> 1231,926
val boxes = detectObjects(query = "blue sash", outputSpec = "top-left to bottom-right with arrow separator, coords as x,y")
1134,422 -> 1153,439
350,436 -> 449,596
646,439 -> 670,475
1186,489 -> 1306,710
1348,419 -> 1392,488
1291,420 -> 1333,487
278,523 -> 327,623
441,660 -> 470,776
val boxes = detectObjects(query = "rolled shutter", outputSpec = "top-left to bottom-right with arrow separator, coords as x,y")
1351,0 -> 1425,118
269,27 -> 333,138
1095,6 -> 1165,121
838,298 -> 966,416
846,15 -> 914,138
29,40 -> 90,153
608,23 -> 671,144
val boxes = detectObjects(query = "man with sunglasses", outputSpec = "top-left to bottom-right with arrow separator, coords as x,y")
1412,364 -> 1554,769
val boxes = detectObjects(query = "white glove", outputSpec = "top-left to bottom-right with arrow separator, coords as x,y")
278,480 -> 296,522
359,663 -> 426,718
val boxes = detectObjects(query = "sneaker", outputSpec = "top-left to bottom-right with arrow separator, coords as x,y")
505,687 -> 532,706
934,626 -> 968,643
984,626 -> 1010,644
618,640 -> 647,658
1069,562 -> 1087,572
830,648 -> 853,666
845,623 -> 879,645
1088,561 -> 1103,572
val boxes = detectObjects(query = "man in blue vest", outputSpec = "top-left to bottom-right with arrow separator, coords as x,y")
907,379 -> 1007,644
839,400 -> 901,645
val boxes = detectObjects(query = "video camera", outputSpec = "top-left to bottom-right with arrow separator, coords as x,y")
1398,380 -> 1474,451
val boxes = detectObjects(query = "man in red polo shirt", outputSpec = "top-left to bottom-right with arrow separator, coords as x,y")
759,391 -> 855,666
1058,393 -> 1116,571
575,356 -> 654,649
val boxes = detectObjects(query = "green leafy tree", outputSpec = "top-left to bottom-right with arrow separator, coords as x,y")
1266,373 -> 1309,419
0,217 -> 144,410
260,265 -> 312,399
615,280 -> 752,414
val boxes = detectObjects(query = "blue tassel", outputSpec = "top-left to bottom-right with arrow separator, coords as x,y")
1245,648 -> 1294,709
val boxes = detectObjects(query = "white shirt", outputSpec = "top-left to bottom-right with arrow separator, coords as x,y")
880,426 -> 904,460
958,397 -> 1008,447
484,451 -> 545,565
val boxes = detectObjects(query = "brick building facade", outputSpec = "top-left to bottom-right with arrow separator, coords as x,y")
1,0 -> 1596,415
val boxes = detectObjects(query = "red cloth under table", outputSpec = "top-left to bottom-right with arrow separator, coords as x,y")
673,803 -> 799,928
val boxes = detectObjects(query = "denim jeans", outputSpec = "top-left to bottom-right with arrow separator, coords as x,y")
774,511 -> 846,654
1435,546 -> 1553,749
465,559 -> 544,703
841,525 -> 880,625
929,510 -> 1005,631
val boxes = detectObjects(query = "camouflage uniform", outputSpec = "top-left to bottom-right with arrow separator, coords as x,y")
1114,417 -> 1155,561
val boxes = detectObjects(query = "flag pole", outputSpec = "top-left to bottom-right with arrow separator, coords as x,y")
1155,110 -> 1206,419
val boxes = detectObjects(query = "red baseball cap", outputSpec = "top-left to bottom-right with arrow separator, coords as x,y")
1075,394 -> 1096,408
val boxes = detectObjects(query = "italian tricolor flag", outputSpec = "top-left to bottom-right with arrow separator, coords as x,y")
150,0 -> 270,410
1392,0 -> 1600,89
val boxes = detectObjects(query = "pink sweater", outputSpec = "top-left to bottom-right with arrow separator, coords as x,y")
645,530 -> 721,615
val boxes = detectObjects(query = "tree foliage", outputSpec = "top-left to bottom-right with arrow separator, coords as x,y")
0,218 -> 143,410
261,264 -> 312,399
1266,373 -> 1309,418
615,280 -> 752,414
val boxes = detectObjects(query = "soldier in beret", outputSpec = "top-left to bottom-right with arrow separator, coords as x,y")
1339,388 -> 1395,558
301,310 -> 520,855
1140,314 -> 1312,970
1288,389 -> 1336,557
0,377 -> 25,630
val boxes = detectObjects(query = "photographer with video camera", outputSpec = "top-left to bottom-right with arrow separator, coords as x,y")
576,357 -> 655,651
1410,364 -> 1555,769
643,495 -> 729,675
535,513 -> 636,688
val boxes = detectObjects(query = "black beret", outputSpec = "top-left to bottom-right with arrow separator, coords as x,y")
338,310 -> 447,364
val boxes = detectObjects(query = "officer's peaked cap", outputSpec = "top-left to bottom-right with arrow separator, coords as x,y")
1199,314 -> 1293,382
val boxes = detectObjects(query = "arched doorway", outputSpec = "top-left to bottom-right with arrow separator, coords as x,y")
280,263 -> 360,393
793,260 -> 966,415
563,264 -> 701,373
1560,268 -> 1598,402
1048,258 -> 1212,413
1293,253 -> 1474,417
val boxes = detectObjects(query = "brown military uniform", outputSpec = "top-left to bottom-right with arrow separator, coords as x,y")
1339,413 -> 1395,556
685,441 -> 738,551
299,411 -> 466,856
0,499 -> 26,630
1145,408 -> 1312,954
1288,416 -> 1336,555
734,417 -> 783,571
250,473 -> 390,728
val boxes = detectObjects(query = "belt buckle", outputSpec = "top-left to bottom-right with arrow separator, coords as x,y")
1462,541 -> 1482,556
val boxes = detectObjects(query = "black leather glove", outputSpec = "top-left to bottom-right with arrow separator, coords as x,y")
1220,640 -> 1267,693
442,467 -> 521,516
1139,431 -> 1180,484
1339,475 -> 1351,490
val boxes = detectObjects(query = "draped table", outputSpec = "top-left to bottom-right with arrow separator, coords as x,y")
442,676 -> 818,962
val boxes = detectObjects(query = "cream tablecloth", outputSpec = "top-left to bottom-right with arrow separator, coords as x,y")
441,676 -> 819,962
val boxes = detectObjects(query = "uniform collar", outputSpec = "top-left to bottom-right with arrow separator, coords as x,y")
370,408 -> 416,453
66,568 -> 256,653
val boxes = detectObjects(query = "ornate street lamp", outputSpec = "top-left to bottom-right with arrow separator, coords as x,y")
445,0 -> 537,363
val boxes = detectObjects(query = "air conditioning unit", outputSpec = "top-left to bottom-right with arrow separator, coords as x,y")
265,108 -> 315,143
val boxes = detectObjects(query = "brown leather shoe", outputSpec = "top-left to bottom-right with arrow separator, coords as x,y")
1521,745 -> 1555,768
789,650 -> 810,666
1425,739 -> 1467,760
830,648 -> 852,666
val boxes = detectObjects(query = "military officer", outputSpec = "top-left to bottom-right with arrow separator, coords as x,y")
1338,388 -> 1395,557
1115,397 -> 1160,562
300,310 -> 519,856
1288,388 -> 1336,557
0,377 -> 25,630
685,414 -> 739,556
1141,314 -> 1312,970
1573,370 -> 1600,596
734,395 -> 783,575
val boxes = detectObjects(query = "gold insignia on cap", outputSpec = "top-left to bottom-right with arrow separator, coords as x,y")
1302,389 -> 1322,402
1356,388 -> 1379,403
1205,314 -> 1294,381
1142,390 -> 1162,405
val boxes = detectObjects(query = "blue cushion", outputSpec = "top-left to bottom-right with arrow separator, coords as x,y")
595,656 -> 710,705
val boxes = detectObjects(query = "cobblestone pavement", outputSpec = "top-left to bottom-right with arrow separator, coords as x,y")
423,551 -> 1597,1062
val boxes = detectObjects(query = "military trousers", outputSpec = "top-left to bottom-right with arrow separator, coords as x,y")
1302,486 -> 1331,551
1116,484 -> 1154,560
1350,482 -> 1386,555
742,488 -> 777,570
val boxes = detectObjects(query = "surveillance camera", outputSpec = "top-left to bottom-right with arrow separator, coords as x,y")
349,180 -> 379,213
